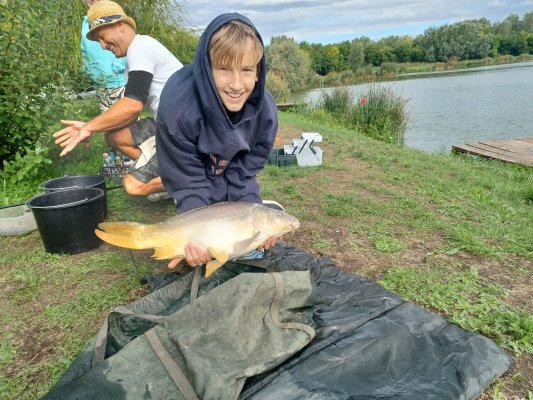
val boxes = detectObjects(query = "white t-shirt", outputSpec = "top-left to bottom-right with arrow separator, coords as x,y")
126,35 -> 183,118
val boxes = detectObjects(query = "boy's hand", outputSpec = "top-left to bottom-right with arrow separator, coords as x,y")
53,120 -> 92,157
168,237 -> 283,269
257,235 -> 283,251
168,243 -> 212,269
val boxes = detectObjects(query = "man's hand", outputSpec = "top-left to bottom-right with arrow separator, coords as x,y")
168,243 -> 213,269
53,120 -> 93,157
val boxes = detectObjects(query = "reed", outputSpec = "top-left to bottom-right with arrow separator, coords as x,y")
309,85 -> 408,144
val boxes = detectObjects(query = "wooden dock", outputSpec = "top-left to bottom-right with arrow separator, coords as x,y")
276,103 -> 297,111
452,137 -> 533,167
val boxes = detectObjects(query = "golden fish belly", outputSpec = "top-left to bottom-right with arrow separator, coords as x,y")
179,217 -> 265,260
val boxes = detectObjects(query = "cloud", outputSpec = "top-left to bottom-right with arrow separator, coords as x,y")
180,0 -> 533,43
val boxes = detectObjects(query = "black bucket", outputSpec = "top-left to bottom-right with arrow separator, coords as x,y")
39,174 -> 107,217
26,188 -> 105,254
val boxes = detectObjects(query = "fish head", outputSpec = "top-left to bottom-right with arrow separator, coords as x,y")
253,205 -> 301,237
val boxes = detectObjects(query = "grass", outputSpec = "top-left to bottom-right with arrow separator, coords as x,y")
0,100 -> 532,398
0,192 -> 171,399
380,265 -> 533,354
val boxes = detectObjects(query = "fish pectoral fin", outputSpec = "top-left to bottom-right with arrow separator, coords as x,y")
205,248 -> 230,277
205,260 -> 223,277
232,232 -> 263,254
152,247 -> 177,260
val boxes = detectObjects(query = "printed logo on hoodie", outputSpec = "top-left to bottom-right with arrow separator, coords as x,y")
208,154 -> 229,175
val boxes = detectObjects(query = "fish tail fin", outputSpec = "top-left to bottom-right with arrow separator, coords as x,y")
95,222 -> 148,250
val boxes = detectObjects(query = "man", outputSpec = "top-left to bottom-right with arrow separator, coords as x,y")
80,0 -> 126,113
156,14 -> 281,268
54,0 -> 182,199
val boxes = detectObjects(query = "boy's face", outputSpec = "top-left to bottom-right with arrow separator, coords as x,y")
211,38 -> 259,113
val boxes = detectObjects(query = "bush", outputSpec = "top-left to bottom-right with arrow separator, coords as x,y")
351,85 -> 408,143
318,88 -> 353,117
120,0 -> 199,64
0,1 -> 87,170
266,71 -> 290,103
266,36 -> 313,94
379,62 -> 398,75
433,62 -> 447,71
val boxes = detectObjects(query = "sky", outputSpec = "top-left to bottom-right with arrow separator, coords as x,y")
179,0 -> 533,44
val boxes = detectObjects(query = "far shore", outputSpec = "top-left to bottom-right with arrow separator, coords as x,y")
302,54 -> 533,93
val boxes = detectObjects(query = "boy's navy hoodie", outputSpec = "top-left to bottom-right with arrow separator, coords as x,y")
156,13 -> 278,213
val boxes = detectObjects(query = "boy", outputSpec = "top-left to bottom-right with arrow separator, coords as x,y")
156,13 -> 279,267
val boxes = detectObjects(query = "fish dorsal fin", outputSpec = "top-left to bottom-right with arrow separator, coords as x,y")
205,248 -> 230,277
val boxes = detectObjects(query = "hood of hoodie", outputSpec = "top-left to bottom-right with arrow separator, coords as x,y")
192,13 -> 266,130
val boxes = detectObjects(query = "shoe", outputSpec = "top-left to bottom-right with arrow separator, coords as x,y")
147,192 -> 171,202
262,200 -> 285,211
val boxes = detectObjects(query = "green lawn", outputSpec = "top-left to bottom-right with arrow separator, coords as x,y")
0,105 -> 532,399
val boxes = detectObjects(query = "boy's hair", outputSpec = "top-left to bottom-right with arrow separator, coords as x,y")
209,20 -> 263,70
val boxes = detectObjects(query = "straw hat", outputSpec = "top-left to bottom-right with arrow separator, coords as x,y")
86,0 -> 136,41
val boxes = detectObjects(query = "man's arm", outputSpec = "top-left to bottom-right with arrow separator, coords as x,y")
54,70 -> 152,157
53,97 -> 143,157
77,69 -> 152,133
84,96 -> 142,132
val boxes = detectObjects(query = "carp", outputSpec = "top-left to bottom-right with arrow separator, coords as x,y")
95,201 -> 300,276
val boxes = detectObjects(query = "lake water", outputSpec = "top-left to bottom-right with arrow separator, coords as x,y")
305,61 -> 533,152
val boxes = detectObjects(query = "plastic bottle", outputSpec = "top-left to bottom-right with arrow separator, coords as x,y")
114,152 -> 124,168
103,152 -> 118,174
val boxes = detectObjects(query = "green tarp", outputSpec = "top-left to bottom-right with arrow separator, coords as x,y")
44,243 -> 513,399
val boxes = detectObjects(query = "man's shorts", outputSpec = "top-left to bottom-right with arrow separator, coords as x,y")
129,117 -> 159,183
96,86 -> 125,113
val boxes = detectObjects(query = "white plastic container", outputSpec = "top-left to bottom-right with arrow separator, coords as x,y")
0,204 -> 37,236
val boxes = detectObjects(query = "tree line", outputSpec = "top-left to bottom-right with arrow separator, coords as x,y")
265,12 -> 533,99
303,12 -> 533,74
